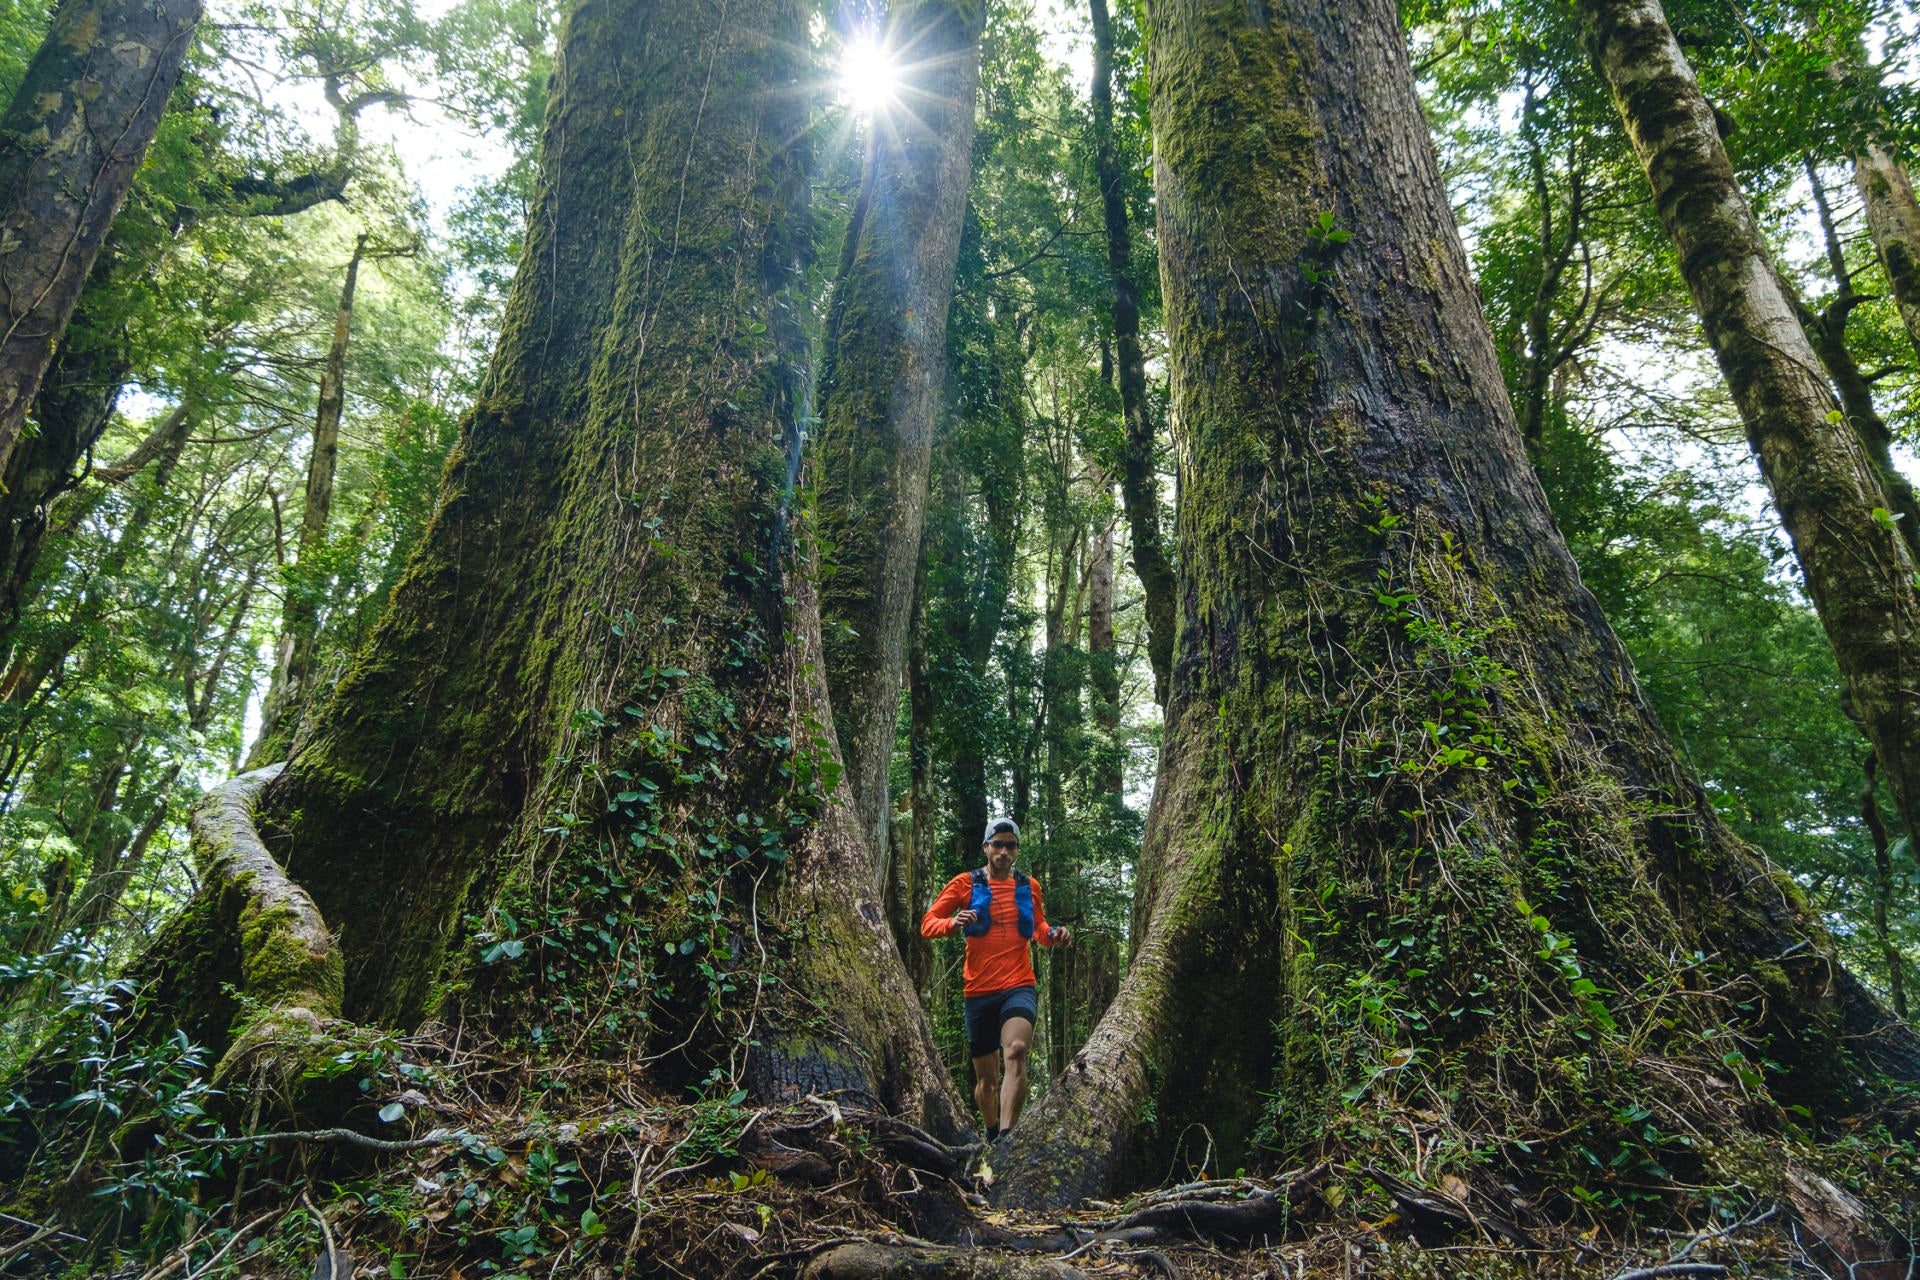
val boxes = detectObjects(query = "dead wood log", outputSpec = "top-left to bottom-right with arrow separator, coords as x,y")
1092,1162 -> 1331,1247
802,1242 -> 1091,1279
1362,1166 -> 1538,1250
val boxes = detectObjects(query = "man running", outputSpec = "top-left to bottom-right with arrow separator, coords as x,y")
921,818 -> 1070,1141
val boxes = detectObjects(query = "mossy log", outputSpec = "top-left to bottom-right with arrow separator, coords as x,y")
993,0 -> 1920,1211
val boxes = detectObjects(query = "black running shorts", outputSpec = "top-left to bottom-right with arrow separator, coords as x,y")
964,985 -> 1038,1058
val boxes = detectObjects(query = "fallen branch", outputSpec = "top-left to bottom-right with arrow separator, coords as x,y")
1606,1265 -> 1728,1280
184,1126 -> 469,1153
1086,1163 -> 1331,1247
1668,1204 -> 1779,1261
182,1209 -> 284,1280
0,1211 -> 86,1245
802,1242 -> 1092,1279
0,1221 -> 62,1267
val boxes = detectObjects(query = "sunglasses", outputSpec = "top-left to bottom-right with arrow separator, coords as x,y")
987,839 -> 1019,850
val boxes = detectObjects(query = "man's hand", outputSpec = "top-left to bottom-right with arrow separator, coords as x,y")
1050,926 -> 1071,947
953,909 -> 980,930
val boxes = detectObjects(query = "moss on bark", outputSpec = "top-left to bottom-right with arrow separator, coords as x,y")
122,0 -> 965,1136
0,0 -> 200,476
815,0 -> 985,869
993,0 -> 1920,1212
1581,0 -> 1920,859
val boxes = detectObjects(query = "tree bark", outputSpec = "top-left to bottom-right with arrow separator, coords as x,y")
1513,84 -> 1589,457
1580,0 -> 1920,863
131,0 -> 964,1134
0,258 -> 130,629
1798,159 -> 1920,567
930,403 -> 1019,876
1862,754 -> 1909,1020
887,559 -> 936,999
994,0 -> 1920,1209
815,0 -> 985,878
1856,145 -> 1920,364
247,234 -> 368,768
1087,505 -> 1120,798
1088,0 -> 1174,706
0,0 -> 200,479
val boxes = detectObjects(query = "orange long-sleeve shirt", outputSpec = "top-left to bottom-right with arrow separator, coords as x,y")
921,871 -> 1062,997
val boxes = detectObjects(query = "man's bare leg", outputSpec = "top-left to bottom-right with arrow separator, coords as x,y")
971,1051 -> 1001,1134
999,1016 -> 1034,1132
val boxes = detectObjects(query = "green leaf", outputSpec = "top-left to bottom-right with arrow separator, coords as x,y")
379,1101 -> 406,1123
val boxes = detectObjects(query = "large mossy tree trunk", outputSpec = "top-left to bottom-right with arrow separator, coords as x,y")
1579,0 -> 1920,852
136,0 -> 964,1135
0,0 -> 200,479
993,0 -> 1920,1210
815,0 -> 984,872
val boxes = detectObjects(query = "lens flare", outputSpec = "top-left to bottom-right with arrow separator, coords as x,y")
840,36 -> 901,115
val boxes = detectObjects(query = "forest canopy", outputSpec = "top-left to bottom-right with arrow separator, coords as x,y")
3,0 -> 1920,1273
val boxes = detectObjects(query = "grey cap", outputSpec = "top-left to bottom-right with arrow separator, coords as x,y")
982,817 -> 1020,844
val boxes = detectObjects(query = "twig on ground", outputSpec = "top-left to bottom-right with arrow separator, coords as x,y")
1114,1247 -> 1182,1279
0,1211 -> 87,1245
0,1221 -> 63,1268
302,1191 -> 347,1280
1606,1264 -> 1728,1280
1668,1204 -> 1778,1261
181,1210 -> 284,1280
185,1126 -> 468,1152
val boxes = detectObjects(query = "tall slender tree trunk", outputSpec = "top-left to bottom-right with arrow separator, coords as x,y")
934,396 -> 1020,874
1862,755 -> 1910,1020
887,561 -> 935,999
0,0 -> 200,477
1798,160 -> 1920,567
1857,146 -> 1920,363
816,0 -> 985,877
1088,0 -> 1173,706
1087,506 -> 1120,797
0,405 -> 190,711
132,0 -> 964,1134
994,0 -> 1920,1209
62,560 -> 255,941
1580,0 -> 1920,859
247,234 -> 368,767
1513,87 -> 1588,457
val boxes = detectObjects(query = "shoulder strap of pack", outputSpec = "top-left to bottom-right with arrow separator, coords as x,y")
972,867 -> 988,885
1015,872 -> 1029,888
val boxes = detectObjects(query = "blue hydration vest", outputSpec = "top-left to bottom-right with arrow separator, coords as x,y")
965,868 -> 1035,939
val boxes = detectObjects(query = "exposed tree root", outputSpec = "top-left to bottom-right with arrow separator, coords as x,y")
4,1046 -> 1916,1280
171,765 -> 354,1100
1084,1165 -> 1331,1247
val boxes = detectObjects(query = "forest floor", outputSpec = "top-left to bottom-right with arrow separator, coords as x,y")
4,1020 -> 1909,1280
